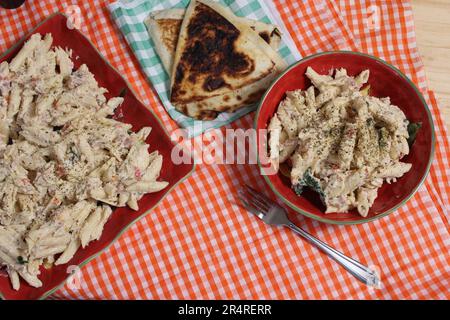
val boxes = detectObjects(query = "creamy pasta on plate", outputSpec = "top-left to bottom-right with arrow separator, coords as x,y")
268,66 -> 418,217
0,33 -> 168,290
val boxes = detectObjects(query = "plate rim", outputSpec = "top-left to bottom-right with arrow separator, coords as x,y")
0,12 -> 196,299
254,50 -> 436,225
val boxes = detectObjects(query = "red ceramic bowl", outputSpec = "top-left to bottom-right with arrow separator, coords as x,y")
255,52 -> 435,225
0,13 -> 195,299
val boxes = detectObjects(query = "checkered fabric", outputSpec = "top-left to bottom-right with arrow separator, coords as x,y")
0,0 -> 448,299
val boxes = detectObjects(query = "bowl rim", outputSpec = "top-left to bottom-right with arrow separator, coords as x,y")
254,51 -> 436,225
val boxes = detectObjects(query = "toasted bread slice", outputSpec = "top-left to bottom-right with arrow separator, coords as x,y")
145,0 -> 286,120
170,0 -> 279,103
145,8 -> 282,75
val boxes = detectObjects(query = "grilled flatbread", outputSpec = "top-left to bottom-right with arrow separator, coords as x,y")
145,9 -> 184,74
178,73 -> 275,119
145,8 -> 282,75
170,0 -> 285,103
248,20 -> 282,52
145,0 -> 286,120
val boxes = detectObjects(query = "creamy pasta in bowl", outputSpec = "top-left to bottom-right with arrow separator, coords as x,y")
256,52 -> 434,224
268,67 -> 414,217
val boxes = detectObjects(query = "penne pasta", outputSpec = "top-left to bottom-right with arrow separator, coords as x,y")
0,33 -> 168,290
268,67 -> 412,216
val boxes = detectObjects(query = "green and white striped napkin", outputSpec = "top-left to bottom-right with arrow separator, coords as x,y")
108,0 -> 299,137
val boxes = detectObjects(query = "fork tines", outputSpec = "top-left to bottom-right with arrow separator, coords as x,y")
237,185 -> 272,219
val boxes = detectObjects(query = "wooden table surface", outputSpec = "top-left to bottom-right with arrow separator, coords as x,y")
412,0 -> 450,131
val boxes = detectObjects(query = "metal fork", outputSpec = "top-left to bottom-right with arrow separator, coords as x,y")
238,185 -> 380,287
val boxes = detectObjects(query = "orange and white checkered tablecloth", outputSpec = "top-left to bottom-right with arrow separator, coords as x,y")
0,0 -> 448,299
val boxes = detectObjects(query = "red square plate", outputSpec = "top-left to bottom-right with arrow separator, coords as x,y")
0,13 -> 195,300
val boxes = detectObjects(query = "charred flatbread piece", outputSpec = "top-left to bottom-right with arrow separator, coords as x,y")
169,0 -> 281,104
145,8 -> 282,74
145,0 -> 286,120
178,74 -> 275,119
145,9 -> 185,74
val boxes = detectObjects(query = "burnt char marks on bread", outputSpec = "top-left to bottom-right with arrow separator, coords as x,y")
258,31 -> 270,44
186,3 -> 255,77
171,2 -> 255,101
157,19 -> 182,53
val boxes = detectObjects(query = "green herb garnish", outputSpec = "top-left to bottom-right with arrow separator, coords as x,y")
17,256 -> 28,265
407,122 -> 422,147
293,168 -> 325,203
118,87 -> 127,98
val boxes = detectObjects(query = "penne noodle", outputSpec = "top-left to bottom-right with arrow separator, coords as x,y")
55,238 -> 80,265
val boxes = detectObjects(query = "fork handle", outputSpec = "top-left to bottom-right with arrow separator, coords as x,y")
286,223 -> 379,286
